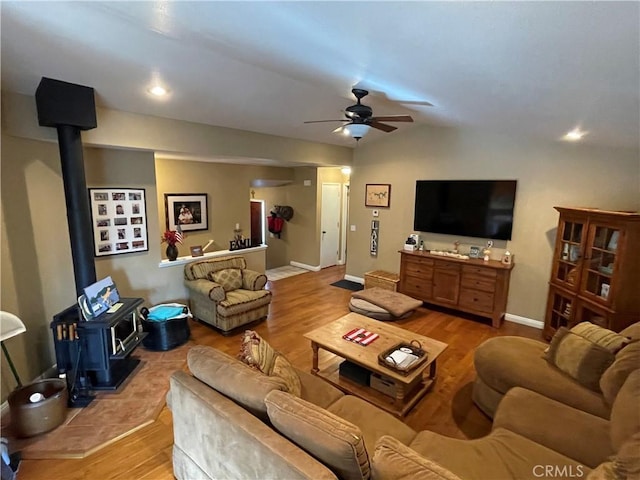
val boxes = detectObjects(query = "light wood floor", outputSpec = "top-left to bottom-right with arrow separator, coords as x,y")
17,265 -> 543,479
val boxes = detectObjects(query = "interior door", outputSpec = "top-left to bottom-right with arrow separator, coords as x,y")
250,200 -> 264,246
320,183 -> 341,268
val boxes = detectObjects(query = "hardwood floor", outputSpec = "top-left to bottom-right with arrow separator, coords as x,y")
17,265 -> 544,479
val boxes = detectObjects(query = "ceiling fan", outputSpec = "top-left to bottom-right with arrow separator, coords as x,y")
304,88 -> 414,140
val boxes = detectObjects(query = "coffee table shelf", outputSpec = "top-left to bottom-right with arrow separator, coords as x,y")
304,312 -> 448,417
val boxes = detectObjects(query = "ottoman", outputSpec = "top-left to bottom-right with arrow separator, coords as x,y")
349,287 -> 422,321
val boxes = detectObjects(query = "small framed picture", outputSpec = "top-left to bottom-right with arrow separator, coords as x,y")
469,246 -> 481,259
190,245 -> 204,257
365,184 -> 391,208
600,283 -> 610,300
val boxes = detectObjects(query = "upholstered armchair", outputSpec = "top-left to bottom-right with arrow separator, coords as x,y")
184,256 -> 271,334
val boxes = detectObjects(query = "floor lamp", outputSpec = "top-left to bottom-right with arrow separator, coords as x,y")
1,311 -> 26,479
0,311 -> 26,388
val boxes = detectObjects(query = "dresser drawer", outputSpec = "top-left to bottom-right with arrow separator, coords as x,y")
405,261 -> 433,279
462,265 -> 497,279
461,275 -> 496,293
433,260 -> 461,272
459,290 -> 494,314
402,275 -> 433,300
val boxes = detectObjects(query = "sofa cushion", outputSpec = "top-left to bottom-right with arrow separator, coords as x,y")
609,370 -> 640,452
209,268 -> 243,291
600,342 -> 640,406
187,345 -> 287,421
570,322 -> 630,353
327,395 -> 417,454
238,330 -> 302,396
545,327 -> 615,391
619,322 -> 640,341
409,428 -> 590,480
371,435 -> 462,480
493,387 -> 612,468
474,336 -> 609,417
298,369 -> 345,409
218,289 -> 272,312
611,432 -> 640,479
265,390 -> 370,480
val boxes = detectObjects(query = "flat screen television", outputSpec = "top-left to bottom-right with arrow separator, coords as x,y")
413,180 -> 517,240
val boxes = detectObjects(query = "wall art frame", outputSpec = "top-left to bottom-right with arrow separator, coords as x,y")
365,184 -> 391,208
165,193 -> 208,232
89,188 -> 148,257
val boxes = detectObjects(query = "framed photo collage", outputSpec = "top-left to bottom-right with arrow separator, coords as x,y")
89,188 -> 148,257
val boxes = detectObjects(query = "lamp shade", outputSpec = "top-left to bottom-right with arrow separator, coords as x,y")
344,123 -> 371,139
0,311 -> 26,342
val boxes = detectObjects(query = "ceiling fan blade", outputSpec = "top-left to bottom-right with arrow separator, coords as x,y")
370,115 -> 414,123
304,119 -> 349,124
369,121 -> 397,133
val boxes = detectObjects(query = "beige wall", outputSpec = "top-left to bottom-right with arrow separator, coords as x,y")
253,186 -> 291,269
3,92 -> 352,168
346,125 -> 640,322
0,91 -> 352,401
155,158 -> 294,258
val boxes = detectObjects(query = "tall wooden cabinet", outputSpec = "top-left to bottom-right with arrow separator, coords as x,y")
544,207 -> 640,339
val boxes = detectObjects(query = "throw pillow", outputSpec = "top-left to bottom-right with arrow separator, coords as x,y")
570,322 -> 630,354
600,341 -> 640,406
238,330 -> 302,396
545,327 -> 615,392
265,390 -> 370,480
209,268 -> 243,291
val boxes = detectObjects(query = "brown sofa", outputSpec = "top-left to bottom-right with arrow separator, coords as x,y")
169,344 -> 640,480
184,256 -> 271,334
473,322 -> 640,419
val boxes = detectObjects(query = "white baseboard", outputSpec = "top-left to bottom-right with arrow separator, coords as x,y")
290,261 -> 321,272
344,274 -> 364,284
505,313 -> 544,329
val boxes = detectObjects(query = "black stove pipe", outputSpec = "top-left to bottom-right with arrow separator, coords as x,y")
35,78 -> 98,296
56,125 -> 97,296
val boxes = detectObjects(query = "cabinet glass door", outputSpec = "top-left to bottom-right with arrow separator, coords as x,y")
553,219 -> 584,290
545,287 -> 576,338
582,225 -> 620,304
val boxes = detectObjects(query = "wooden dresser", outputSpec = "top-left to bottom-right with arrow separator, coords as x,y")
398,250 -> 514,327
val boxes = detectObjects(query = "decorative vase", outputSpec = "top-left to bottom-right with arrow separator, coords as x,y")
166,244 -> 179,261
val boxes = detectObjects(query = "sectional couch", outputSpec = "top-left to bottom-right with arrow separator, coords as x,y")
168,336 -> 639,480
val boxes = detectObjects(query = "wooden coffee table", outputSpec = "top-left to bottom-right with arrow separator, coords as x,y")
304,312 -> 448,417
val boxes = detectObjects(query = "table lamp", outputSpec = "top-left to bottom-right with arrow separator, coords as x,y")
0,311 -> 27,387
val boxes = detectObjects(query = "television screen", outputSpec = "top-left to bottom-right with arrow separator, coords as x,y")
413,180 -> 517,240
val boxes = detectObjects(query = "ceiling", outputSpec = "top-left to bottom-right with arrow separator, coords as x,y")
1,1 -> 639,150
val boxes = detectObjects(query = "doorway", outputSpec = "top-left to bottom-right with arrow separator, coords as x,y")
320,183 -> 341,268
250,200 -> 265,246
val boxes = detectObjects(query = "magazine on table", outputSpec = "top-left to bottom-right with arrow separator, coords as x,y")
385,348 -> 420,369
343,327 -> 379,346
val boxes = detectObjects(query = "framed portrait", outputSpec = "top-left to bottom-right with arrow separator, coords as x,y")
365,184 -> 391,208
165,193 -> 208,232
88,188 -> 148,257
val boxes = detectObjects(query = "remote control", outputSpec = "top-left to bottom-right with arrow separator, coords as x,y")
107,302 -> 123,314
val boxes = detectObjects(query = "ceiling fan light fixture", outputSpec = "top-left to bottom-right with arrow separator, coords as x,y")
344,123 -> 370,140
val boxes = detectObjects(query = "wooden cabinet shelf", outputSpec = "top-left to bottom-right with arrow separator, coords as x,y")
398,251 -> 513,328
544,207 -> 640,339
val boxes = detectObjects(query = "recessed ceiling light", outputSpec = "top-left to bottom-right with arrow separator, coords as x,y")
563,128 -> 587,141
341,167 -> 351,175
148,85 -> 168,97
